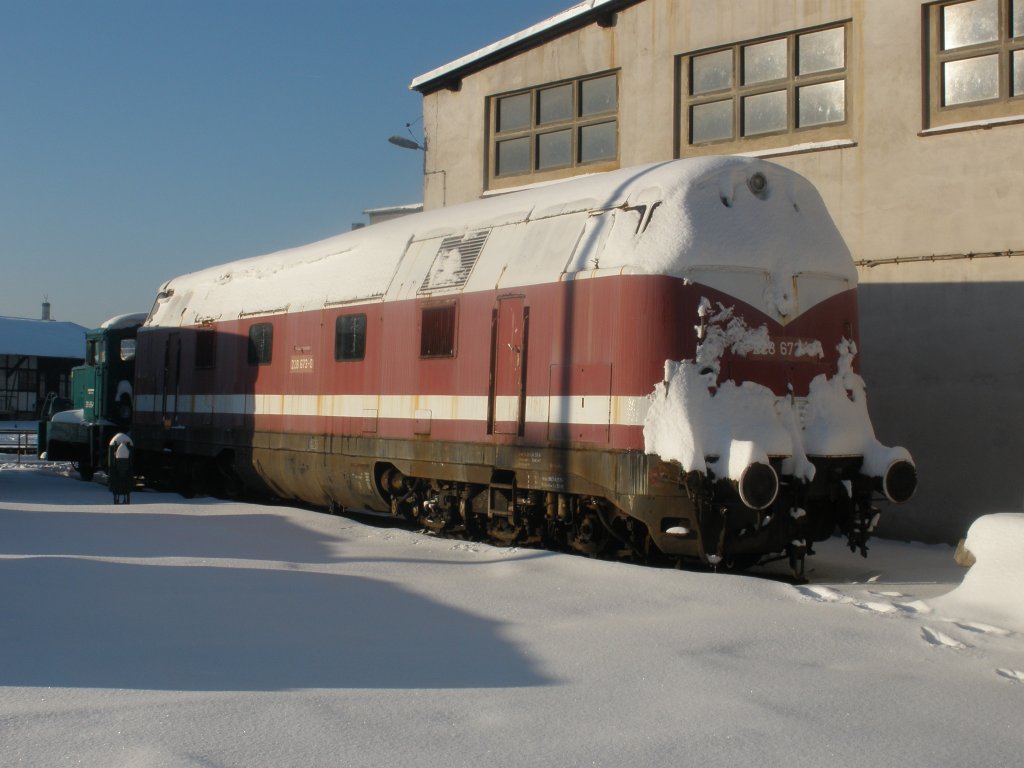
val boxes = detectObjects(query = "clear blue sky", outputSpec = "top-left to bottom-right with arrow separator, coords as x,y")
1,0 -> 571,328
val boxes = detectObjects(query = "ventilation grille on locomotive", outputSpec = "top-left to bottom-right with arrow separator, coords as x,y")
419,229 -> 490,293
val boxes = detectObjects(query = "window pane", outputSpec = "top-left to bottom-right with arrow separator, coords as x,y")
691,99 -> 734,143
421,306 -> 455,357
579,121 -> 617,162
195,331 -> 216,369
943,54 -> 1000,104
942,0 -> 999,50
539,84 -> 572,124
692,50 -> 733,94
497,93 -> 531,132
1015,0 -> 1024,37
743,90 -> 787,135
496,137 -> 530,175
335,315 -> 366,361
248,324 -> 272,365
1014,49 -> 1024,95
538,129 -> 572,169
798,80 -> 846,126
743,39 -> 787,84
799,27 -> 845,75
580,74 -> 617,116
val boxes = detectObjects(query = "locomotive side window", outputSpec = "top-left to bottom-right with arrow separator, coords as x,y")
120,339 -> 136,362
195,330 -> 217,369
248,323 -> 273,365
335,314 -> 367,361
420,304 -> 456,358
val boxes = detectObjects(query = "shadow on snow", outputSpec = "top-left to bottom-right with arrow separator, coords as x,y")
0,556 -> 552,691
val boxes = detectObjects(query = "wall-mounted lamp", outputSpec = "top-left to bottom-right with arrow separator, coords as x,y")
387,135 -> 426,151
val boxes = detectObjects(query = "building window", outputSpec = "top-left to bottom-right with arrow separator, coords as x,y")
420,304 -> 456,358
247,323 -> 273,366
925,0 -> 1024,128
681,23 -> 849,148
335,314 -> 367,361
490,72 -> 618,185
195,330 -> 216,369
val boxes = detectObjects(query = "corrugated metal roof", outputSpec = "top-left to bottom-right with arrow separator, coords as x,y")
0,316 -> 86,359
410,0 -> 642,94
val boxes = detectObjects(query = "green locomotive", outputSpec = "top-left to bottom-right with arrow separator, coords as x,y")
38,313 -> 147,480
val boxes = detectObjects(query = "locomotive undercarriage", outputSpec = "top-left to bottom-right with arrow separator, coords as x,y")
376,465 -> 645,562
683,457 -> 884,578
130,426 -> 892,578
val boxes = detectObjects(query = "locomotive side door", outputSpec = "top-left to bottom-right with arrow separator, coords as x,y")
161,331 -> 181,425
489,296 -> 528,436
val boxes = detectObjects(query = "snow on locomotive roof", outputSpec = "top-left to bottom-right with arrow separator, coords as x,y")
147,156 -> 854,328
100,313 -> 150,330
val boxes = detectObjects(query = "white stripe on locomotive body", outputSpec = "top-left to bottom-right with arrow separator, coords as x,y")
144,157 -> 855,332
135,393 -> 650,427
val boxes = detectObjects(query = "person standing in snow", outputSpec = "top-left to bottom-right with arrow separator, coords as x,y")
108,432 -> 134,504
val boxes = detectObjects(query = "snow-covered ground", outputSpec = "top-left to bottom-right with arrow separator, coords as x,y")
2,460 -> 1022,767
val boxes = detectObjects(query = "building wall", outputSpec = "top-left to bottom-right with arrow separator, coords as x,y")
418,0 -> 1024,543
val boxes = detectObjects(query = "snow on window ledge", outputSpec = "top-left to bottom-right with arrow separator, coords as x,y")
919,114 -> 1024,136
735,139 -> 858,159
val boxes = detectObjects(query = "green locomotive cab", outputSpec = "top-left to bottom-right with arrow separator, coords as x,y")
39,313 -> 148,480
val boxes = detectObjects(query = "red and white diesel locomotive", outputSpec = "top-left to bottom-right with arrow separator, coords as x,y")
131,156 -> 916,574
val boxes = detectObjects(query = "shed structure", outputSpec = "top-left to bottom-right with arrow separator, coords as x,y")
0,316 -> 86,419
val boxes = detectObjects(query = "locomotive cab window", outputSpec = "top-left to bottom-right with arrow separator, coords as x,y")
335,314 -> 367,361
120,339 -> 136,362
195,330 -> 216,369
247,323 -> 273,365
420,304 -> 456,358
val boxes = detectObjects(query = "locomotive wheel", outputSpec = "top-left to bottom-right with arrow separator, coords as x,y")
569,512 -> 609,557
488,517 -> 524,545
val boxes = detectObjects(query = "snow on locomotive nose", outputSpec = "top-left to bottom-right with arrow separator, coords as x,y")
644,298 -> 916,572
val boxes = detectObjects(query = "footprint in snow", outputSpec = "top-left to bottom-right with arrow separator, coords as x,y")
996,669 -> 1024,683
795,585 -> 848,603
855,600 -> 900,615
947,620 -> 1012,637
922,626 -> 968,650
893,599 -> 932,616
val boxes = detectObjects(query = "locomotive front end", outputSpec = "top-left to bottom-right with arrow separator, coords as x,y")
639,159 -> 916,575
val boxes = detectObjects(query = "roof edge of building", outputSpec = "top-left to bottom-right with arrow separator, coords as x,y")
410,0 -> 642,94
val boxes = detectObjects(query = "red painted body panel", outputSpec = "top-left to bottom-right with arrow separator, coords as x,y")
134,273 -> 858,452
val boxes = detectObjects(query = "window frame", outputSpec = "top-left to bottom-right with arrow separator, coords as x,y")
419,303 -> 458,359
924,0 -> 1024,129
247,323 -> 273,366
194,329 -> 217,370
678,21 -> 851,153
488,71 -> 620,189
334,313 -> 367,362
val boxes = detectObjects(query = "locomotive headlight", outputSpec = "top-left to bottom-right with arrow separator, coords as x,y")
748,172 -> 768,196
737,462 -> 779,510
